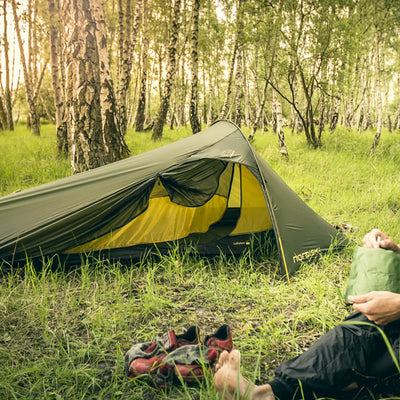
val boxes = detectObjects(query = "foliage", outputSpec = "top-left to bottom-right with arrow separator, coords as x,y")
3,0 -> 400,150
1,124 -> 400,398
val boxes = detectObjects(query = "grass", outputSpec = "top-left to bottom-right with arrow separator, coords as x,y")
1,123 -> 400,399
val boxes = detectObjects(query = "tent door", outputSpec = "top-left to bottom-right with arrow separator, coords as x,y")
203,207 -> 241,241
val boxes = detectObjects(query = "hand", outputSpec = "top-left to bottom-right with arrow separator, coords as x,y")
362,229 -> 400,254
348,291 -> 400,325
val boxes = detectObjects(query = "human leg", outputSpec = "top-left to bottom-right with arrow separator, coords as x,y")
213,349 -> 275,400
214,312 -> 400,399
269,312 -> 398,399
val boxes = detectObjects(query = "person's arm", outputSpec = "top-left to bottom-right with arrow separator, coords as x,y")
362,229 -> 400,254
348,291 -> 400,325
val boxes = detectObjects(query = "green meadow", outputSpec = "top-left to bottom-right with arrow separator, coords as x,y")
1,124 -> 399,399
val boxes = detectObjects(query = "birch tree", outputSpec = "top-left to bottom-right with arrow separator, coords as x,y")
47,0 -> 67,154
117,0 -> 143,136
90,0 -> 130,161
232,0 -> 244,127
218,25 -> 238,119
275,98 -> 288,156
135,0 -> 148,132
2,0 -> 14,130
152,0 -> 182,140
10,0 -> 45,135
269,0 -> 348,147
63,0 -> 109,173
370,2 -> 383,155
189,0 -> 201,134
248,0 -> 281,140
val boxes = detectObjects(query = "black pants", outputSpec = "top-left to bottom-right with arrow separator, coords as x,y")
269,312 -> 400,399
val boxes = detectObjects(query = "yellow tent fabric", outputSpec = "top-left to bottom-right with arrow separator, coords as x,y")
66,164 -> 273,253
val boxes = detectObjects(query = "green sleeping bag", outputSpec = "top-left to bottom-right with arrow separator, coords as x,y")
345,246 -> 400,303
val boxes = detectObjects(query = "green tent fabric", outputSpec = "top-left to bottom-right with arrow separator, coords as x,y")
0,120 -> 348,280
345,246 -> 400,303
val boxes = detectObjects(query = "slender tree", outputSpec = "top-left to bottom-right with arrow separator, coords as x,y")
90,0 -> 130,161
10,0 -> 44,135
218,29 -> 238,120
117,0 -> 143,137
232,0 -> 244,127
370,2 -> 383,155
47,0 -> 67,154
267,0 -> 348,147
275,97 -> 288,157
248,0 -> 282,140
189,0 -> 201,134
135,0 -> 148,132
152,0 -> 182,140
0,94 -> 7,129
2,0 -> 14,130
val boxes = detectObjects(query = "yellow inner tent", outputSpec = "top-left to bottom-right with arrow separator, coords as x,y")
66,164 -> 273,253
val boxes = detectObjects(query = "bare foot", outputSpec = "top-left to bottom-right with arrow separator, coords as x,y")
213,350 -> 275,400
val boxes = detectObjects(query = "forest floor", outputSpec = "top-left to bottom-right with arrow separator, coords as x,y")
1,123 -> 400,399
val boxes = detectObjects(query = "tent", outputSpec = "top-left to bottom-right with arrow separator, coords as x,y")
0,120 -> 348,280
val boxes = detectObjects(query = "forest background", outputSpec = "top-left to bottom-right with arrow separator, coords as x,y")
2,0 -> 400,399
1,0 -> 400,170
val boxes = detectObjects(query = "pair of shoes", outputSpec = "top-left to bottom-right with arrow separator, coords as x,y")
125,324 -> 233,389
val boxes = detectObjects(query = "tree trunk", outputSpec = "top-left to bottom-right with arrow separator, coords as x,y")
381,50 -> 392,132
234,47 -> 243,127
152,0 -> 181,141
394,105 -> 400,131
271,90 -> 277,134
298,64 -> 319,147
370,19 -> 383,155
0,97 -> 7,129
218,37 -> 238,120
330,109 -> 339,131
47,0 -> 67,154
189,0 -> 201,134
117,0 -> 143,136
232,0 -> 245,127
393,74 -> 400,130
242,51 -> 251,126
90,0 -> 130,162
11,0 -> 41,135
249,79 -> 268,141
2,0 -> 14,130
249,0 -> 281,139
358,96 -> 366,132
64,0 -> 109,173
177,63 -> 186,128
135,0 -> 148,132
318,100 -> 325,142
116,0 -> 130,136
275,98 -> 288,157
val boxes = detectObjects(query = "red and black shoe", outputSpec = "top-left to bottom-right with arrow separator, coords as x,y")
204,324 -> 233,354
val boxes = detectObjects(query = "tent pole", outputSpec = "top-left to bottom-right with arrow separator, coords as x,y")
277,236 -> 291,285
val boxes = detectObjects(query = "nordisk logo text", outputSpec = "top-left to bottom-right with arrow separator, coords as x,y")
293,248 -> 321,263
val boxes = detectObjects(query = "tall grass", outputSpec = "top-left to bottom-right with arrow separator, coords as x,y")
0,123 -> 399,399
0,123 -> 70,195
